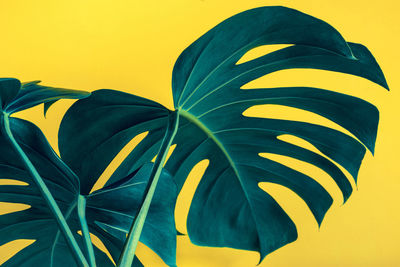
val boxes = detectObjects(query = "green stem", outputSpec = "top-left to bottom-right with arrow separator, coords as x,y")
78,195 -> 97,267
1,114 -> 89,267
51,200 -> 78,267
117,111 -> 179,267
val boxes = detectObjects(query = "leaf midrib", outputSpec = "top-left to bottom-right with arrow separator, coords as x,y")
178,109 -> 262,249
178,110 -> 240,177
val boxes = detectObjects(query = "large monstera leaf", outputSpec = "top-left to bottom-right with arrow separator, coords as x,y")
58,6 -> 388,261
0,118 -> 177,266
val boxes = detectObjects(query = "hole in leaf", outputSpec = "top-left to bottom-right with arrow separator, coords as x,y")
176,235 -> 260,266
0,239 -> 35,265
236,44 -> 293,65
175,159 -> 209,234
12,102 -> 74,154
277,134 -> 355,189
151,144 -> 177,166
135,241 -> 168,267
240,69 -> 385,107
77,231 -> 115,265
0,202 -> 31,215
277,134 -> 321,155
258,182 -> 318,236
0,179 -> 28,186
242,104 -> 360,145
90,131 -> 148,193
259,153 -> 344,205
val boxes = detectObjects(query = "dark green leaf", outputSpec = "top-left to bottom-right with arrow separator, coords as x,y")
168,6 -> 387,259
88,163 -> 178,267
0,118 -> 152,266
0,78 -> 21,110
4,80 -> 90,114
0,118 -> 114,266
59,89 -> 170,194
58,6 -> 388,262
0,78 -> 90,115
59,90 -> 178,266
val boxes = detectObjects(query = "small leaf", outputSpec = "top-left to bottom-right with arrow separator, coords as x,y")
5,80 -> 90,114
0,78 -> 90,116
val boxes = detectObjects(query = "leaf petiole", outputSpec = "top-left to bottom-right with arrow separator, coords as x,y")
117,111 -> 179,267
78,195 -> 97,267
1,113 -> 90,267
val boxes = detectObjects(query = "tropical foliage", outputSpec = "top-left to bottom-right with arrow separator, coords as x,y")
0,6 -> 388,267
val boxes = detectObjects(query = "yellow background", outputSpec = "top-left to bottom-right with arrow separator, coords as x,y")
0,0 -> 399,266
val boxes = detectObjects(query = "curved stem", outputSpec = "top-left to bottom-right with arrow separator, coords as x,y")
117,111 -> 179,267
1,114 -> 89,267
78,195 -> 97,267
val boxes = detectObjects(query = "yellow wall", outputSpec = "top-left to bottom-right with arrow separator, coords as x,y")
0,1 -> 399,266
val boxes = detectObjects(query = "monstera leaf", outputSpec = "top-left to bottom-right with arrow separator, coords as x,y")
0,118 -> 113,266
0,77 -> 90,266
0,78 -> 177,266
58,6 -> 388,262
0,118 -> 177,266
0,78 -> 90,115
